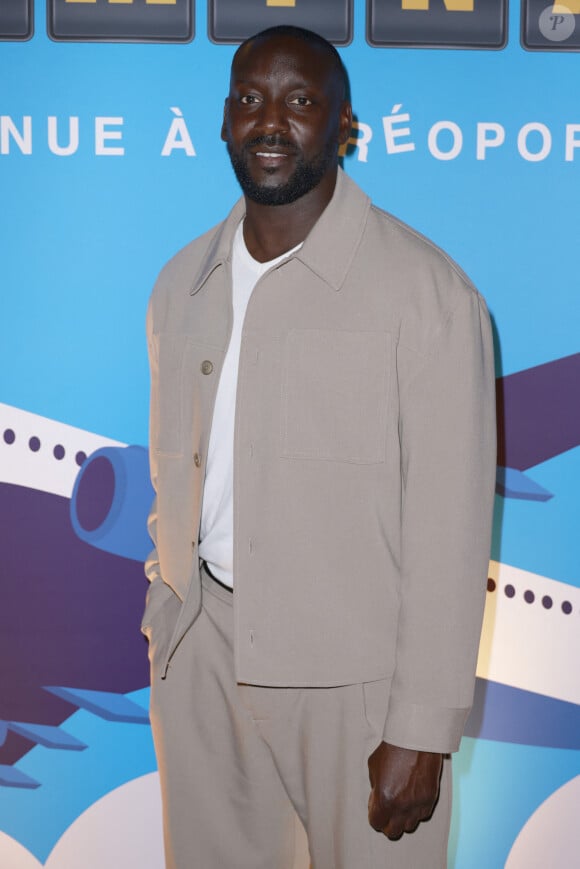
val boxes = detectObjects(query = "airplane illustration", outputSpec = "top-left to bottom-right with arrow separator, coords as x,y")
0,350 -> 578,789
0,405 -> 152,789
468,351 -> 580,745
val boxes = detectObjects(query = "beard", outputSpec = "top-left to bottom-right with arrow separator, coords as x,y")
226,135 -> 337,206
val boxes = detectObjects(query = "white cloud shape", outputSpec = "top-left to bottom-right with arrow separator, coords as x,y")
0,773 -> 164,869
506,775 -> 580,868
0,831 -> 41,869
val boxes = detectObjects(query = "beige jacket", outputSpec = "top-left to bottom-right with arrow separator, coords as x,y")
143,168 -> 496,753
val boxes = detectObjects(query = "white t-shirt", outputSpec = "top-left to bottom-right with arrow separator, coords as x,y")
198,221 -> 300,587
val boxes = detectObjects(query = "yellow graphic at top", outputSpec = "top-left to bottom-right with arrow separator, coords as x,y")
553,1 -> 580,11
402,0 -> 475,10
266,1 -> 297,6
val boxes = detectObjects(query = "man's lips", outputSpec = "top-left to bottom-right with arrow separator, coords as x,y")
244,137 -> 298,159
250,148 -> 295,170
241,137 -> 298,172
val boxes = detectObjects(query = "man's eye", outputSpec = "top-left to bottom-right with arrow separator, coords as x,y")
240,95 -> 260,105
289,96 -> 312,107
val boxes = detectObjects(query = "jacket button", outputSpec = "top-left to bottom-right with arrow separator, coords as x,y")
201,360 -> 213,375
194,452 -> 201,467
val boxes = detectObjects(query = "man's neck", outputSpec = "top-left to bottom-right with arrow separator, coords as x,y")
242,167 -> 338,263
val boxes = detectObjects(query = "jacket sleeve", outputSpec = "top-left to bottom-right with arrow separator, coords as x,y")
382,284 -> 496,753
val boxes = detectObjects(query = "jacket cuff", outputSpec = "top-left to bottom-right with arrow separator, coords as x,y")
382,700 -> 470,754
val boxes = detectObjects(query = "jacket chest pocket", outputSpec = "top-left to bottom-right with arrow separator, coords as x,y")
281,329 -> 391,465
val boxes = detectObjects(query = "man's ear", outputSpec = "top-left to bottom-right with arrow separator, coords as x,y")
220,98 -> 229,143
338,100 -> 353,147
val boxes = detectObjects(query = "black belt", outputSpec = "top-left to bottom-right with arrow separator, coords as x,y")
202,561 -> 233,593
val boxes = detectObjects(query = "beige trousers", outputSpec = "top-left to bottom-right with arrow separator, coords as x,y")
149,570 -> 452,869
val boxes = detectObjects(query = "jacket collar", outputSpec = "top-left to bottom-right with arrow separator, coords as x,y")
190,167 -> 371,295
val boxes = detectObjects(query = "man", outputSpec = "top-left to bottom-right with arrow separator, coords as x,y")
142,25 -> 496,869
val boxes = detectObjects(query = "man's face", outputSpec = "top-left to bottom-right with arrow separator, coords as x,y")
221,35 -> 351,206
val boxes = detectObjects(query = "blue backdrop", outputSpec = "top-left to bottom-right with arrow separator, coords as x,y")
1,2 -> 579,866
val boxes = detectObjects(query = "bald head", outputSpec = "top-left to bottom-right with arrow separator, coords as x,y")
232,25 -> 349,102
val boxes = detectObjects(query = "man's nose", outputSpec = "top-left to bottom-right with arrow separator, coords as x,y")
256,99 -> 289,134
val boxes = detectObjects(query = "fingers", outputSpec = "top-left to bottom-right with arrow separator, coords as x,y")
368,788 -> 432,839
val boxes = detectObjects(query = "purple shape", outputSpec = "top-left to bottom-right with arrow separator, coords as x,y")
504,584 -> 515,598
542,596 -> 553,609
75,455 -> 116,532
75,450 -> 87,466
497,352 -> 580,471
53,444 -> 65,460
28,436 -> 40,452
562,601 -> 573,615
466,678 -> 580,749
3,429 -> 15,445
0,482 -> 149,770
